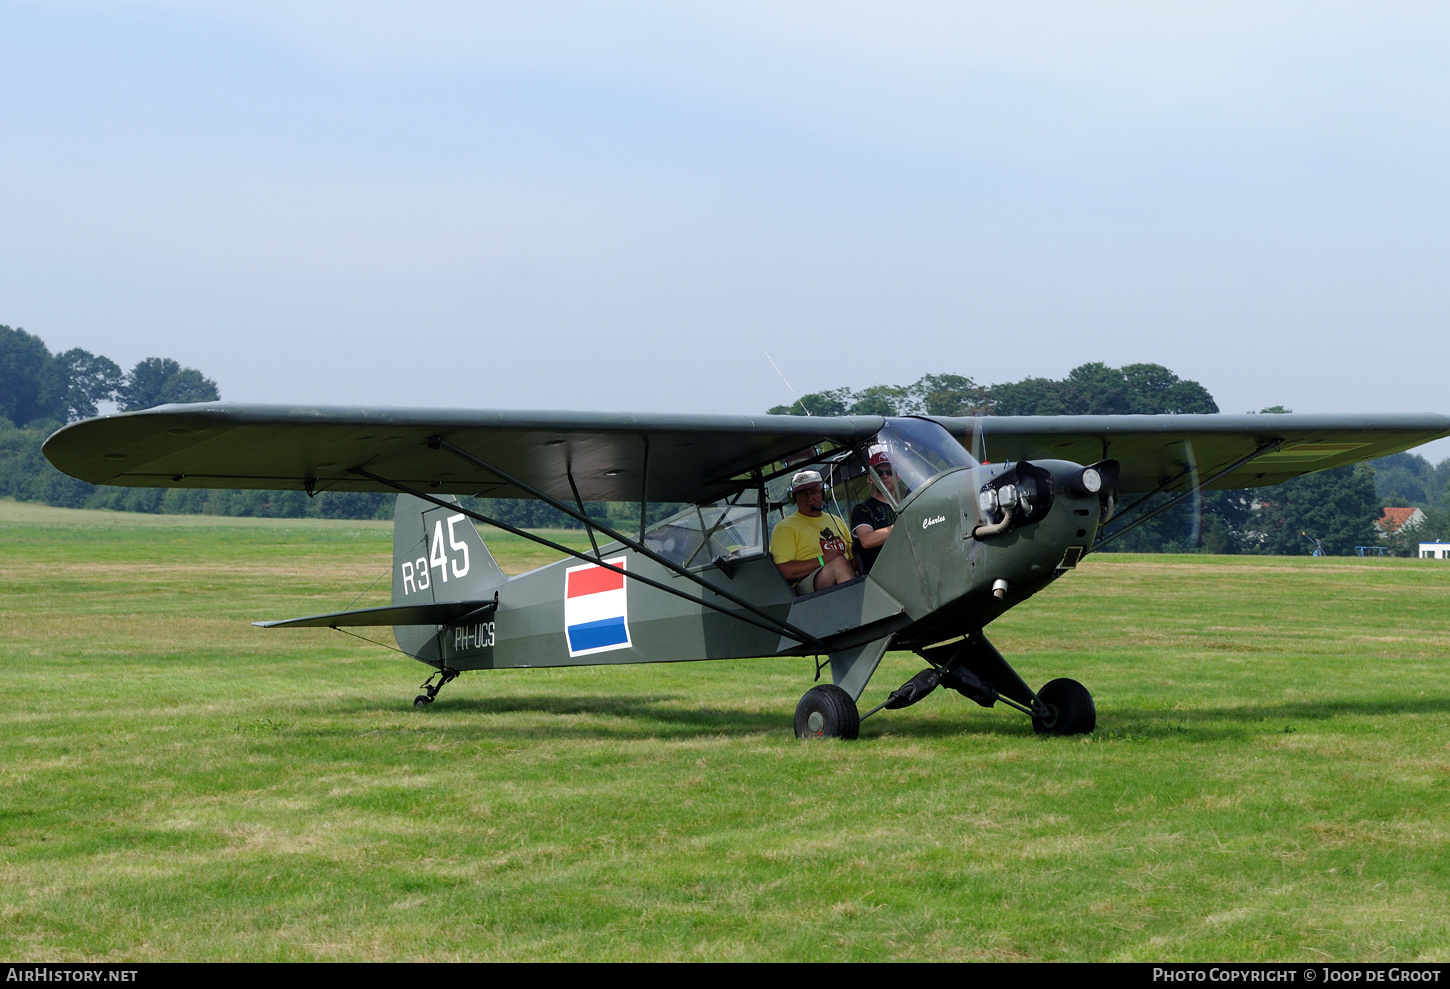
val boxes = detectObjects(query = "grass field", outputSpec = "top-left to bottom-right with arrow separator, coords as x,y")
2,498 -> 1449,962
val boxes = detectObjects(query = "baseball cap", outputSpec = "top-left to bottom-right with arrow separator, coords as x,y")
789,469 -> 824,494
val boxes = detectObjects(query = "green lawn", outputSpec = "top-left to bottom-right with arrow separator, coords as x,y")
2,499 -> 1448,961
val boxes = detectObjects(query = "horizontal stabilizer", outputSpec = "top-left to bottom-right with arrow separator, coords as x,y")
255,600 -> 495,629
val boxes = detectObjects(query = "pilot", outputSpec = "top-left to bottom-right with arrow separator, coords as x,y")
851,451 -> 898,574
770,469 -> 857,594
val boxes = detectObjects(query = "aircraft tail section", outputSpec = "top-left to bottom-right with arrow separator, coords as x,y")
390,493 -> 506,665
391,493 -> 506,606
256,495 -> 502,649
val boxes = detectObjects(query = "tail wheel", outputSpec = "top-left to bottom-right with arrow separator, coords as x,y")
1031,678 -> 1096,736
794,684 -> 860,740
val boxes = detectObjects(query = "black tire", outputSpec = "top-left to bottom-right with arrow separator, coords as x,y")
794,684 -> 860,740
1031,678 -> 1096,736
413,694 -> 433,707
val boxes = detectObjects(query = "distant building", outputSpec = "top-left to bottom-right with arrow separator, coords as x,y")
1420,542 -> 1450,560
1378,506 -> 1426,536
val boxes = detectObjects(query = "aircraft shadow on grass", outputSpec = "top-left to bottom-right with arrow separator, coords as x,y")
414,692 -> 1450,744
362,692 -> 1055,741
394,693 -> 788,738
322,689 -> 1033,740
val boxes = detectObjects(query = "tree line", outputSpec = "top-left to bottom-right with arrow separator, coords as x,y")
768,363 -> 1220,418
1,324 -> 220,427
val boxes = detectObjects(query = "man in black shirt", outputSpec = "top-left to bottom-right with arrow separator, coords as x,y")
851,452 -> 898,574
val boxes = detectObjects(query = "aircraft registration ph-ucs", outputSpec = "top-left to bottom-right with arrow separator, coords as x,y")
43,405 -> 1450,739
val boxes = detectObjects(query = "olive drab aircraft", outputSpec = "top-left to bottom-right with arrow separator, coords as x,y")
43,405 -> 1450,739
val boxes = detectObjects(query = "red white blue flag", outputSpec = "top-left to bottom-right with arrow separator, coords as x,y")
564,557 -> 632,657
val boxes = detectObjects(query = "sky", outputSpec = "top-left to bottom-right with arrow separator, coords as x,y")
4,1 -> 1450,459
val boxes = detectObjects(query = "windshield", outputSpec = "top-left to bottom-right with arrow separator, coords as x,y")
871,418 -> 977,502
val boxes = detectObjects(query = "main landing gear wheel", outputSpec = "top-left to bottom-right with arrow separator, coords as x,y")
413,695 -> 433,708
1031,678 -> 1096,736
794,684 -> 860,740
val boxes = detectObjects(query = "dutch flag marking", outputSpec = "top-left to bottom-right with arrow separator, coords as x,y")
565,557 -> 632,657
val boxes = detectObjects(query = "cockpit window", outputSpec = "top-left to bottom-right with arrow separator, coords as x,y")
871,418 -> 977,502
643,488 -> 765,570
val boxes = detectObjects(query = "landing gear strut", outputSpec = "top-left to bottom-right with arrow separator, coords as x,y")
853,632 -> 1097,736
413,667 -> 459,708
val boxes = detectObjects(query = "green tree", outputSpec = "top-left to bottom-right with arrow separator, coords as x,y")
0,329 -> 133,427
990,362 -> 1218,416
986,375 -> 1071,416
119,358 -> 219,411
1118,363 -> 1219,414
0,325 -> 66,427
1370,451 -> 1450,511
770,377 -> 988,418
1254,465 -> 1380,556
767,387 -> 853,417
846,385 -> 908,416
906,373 -> 990,416
55,348 -> 123,421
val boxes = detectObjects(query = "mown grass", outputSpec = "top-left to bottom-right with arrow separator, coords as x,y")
1,498 -> 1448,961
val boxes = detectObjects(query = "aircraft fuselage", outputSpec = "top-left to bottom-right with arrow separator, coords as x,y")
393,460 -> 1104,674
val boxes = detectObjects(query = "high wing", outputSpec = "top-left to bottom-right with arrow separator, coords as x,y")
41,403 -> 885,504
931,413 -> 1450,492
42,404 -> 1450,503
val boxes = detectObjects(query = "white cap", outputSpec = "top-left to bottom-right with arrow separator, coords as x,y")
790,469 -> 824,494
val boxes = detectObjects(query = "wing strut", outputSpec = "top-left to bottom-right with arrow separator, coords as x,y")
638,435 -> 650,540
565,465 -> 603,561
1107,463 -> 1197,526
347,464 -> 830,653
424,436 -> 833,650
1094,438 -> 1282,551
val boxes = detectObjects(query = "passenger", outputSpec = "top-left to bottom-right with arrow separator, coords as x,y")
770,469 -> 857,594
851,452 -> 898,574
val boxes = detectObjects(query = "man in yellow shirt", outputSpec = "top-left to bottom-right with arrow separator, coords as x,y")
770,469 -> 857,595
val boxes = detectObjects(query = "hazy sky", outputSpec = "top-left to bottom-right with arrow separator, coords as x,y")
4,2 -> 1449,457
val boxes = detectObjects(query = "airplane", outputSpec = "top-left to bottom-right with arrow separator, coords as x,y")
42,404 -> 1450,739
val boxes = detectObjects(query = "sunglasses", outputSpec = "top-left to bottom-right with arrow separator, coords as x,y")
876,468 -> 894,476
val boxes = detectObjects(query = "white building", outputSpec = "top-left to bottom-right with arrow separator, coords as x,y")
1420,542 -> 1450,559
